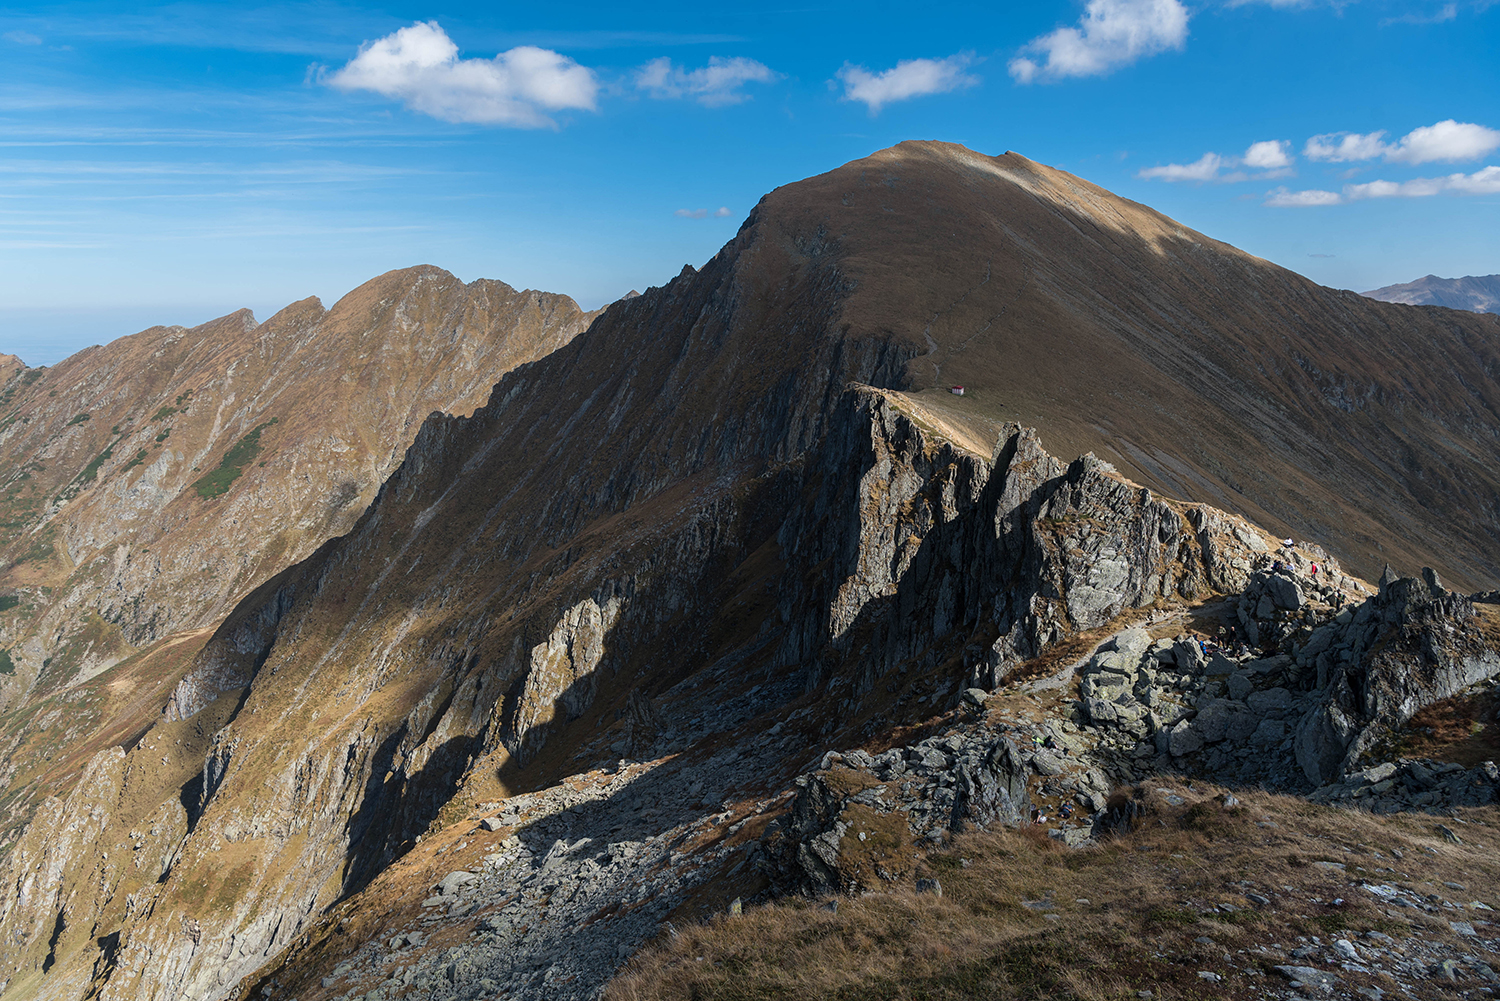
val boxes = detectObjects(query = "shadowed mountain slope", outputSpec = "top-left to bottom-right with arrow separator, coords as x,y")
1364,273 -> 1500,315
2,142 -> 1499,1000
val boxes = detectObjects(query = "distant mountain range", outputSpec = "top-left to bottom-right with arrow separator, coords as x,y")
1362,273 -> 1500,314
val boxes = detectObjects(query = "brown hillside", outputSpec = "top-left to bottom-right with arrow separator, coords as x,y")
767,142 -> 1500,590
0,267 -> 595,861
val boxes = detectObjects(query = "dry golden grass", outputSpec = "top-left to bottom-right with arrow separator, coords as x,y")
606,779 -> 1500,1001
1389,686 -> 1500,768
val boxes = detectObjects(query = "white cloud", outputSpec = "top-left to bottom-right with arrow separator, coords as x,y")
1304,130 -> 1389,162
326,21 -> 597,128
1139,152 -> 1225,181
4,30 -> 42,45
1009,0 -> 1189,84
675,207 -> 734,219
635,57 -> 779,106
1243,139 -> 1293,170
836,55 -> 978,114
1138,140 -> 1292,182
1265,187 -> 1342,207
1266,165 -> 1500,205
714,206 -> 732,217
1386,119 -> 1500,163
1445,165 -> 1500,194
1304,120 -> 1500,164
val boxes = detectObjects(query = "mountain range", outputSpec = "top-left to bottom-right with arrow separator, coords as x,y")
1363,273 -> 1500,314
0,141 -> 1497,1001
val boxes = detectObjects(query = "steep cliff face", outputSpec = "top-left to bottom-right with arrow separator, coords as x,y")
3,142 -> 1499,1001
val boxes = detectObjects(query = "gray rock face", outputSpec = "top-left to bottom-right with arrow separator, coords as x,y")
762,727 -> 1031,896
1266,574 -> 1305,611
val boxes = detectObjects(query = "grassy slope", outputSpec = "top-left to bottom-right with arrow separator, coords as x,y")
609,780 -> 1500,1001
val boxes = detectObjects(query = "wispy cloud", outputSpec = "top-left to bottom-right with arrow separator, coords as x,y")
325,21 -> 598,128
1267,165 -> 1500,205
1139,151 -> 1225,182
1304,119 -> 1500,164
1010,0 -> 1189,84
1138,140 -> 1292,182
1380,3 -> 1458,25
4,30 -> 42,45
1266,187 -> 1342,207
674,207 -> 733,219
635,57 -> 779,106
836,54 -> 979,114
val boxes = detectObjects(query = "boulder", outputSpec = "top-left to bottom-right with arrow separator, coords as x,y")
1172,639 -> 1206,673
1250,718 -> 1286,748
1295,702 -> 1357,785
1226,672 -> 1254,701
1193,701 -> 1232,743
1168,720 -> 1204,757
1246,687 -> 1296,714
1266,575 -> 1305,611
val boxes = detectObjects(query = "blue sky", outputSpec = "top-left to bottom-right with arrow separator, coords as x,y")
1,0 -> 1496,365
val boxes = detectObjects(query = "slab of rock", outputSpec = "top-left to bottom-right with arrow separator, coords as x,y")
1275,965 -> 1339,993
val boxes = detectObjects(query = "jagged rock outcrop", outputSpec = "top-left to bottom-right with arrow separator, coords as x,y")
1295,571 -> 1500,784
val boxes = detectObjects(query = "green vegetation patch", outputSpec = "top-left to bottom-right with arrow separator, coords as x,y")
151,405 -> 178,422
122,449 -> 149,473
0,650 -> 12,675
0,596 -> 19,613
192,418 -> 277,499
65,413 -> 90,427
155,427 -> 171,442
78,443 -> 115,486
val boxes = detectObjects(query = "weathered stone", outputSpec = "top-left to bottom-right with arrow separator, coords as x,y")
1266,574 -> 1305,610
1169,721 -> 1204,757
1225,672 -> 1254,701
1193,702 -> 1231,744
1250,718 -> 1286,748
1085,698 -> 1119,724
1246,687 -> 1295,714
1275,966 -> 1339,992
1295,702 -> 1357,785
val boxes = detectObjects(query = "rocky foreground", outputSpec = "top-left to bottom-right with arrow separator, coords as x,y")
223,417 -> 1500,1001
